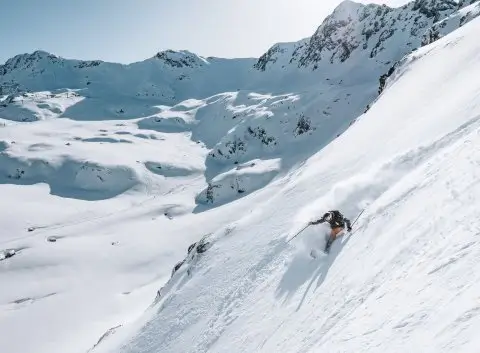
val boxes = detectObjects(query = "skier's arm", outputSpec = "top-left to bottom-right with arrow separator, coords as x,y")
309,215 -> 327,225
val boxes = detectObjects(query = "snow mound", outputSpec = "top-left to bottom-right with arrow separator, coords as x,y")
0,91 -> 84,121
195,159 -> 281,206
0,116 -> 207,202
144,161 -> 198,178
137,112 -> 192,133
0,153 -> 138,200
153,50 -> 209,69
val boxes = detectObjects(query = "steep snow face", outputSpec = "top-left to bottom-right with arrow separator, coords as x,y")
252,39 -> 310,71
103,16 -> 480,353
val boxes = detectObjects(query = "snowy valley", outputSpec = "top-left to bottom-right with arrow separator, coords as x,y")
1,0 -> 480,352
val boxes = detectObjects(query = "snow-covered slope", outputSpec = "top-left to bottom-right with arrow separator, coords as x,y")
1,1 -> 480,353
101,16 -> 480,353
0,49 -> 255,115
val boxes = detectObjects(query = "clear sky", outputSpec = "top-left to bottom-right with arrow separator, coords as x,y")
1,0 -> 409,64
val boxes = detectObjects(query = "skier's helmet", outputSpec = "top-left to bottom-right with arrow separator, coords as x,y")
324,212 -> 333,221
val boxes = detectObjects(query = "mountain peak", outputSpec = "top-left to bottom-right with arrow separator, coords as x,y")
154,49 -> 208,68
2,50 -> 56,65
331,0 -> 367,19
0,50 -> 60,76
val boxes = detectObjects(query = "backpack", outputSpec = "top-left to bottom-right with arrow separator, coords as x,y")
328,210 -> 345,226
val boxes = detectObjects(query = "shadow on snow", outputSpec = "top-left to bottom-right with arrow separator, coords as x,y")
276,230 -> 355,311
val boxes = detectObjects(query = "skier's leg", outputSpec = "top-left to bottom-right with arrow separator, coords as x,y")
333,227 -> 344,239
325,227 -> 343,252
324,229 -> 335,252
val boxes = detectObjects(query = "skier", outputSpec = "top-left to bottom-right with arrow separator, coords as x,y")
309,210 -> 352,253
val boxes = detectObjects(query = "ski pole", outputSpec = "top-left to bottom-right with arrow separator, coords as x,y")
352,209 -> 365,227
349,208 -> 365,233
287,224 -> 310,243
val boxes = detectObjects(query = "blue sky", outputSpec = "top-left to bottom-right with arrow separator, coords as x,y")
1,0 -> 407,64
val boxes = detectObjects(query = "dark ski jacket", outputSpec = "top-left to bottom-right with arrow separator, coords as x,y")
311,210 -> 351,230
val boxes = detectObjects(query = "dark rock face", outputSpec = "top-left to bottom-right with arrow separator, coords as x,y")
254,45 -> 286,71
422,0 -> 480,46
254,0 -> 473,71
171,238 -> 212,277
154,50 -> 205,68
0,249 -> 16,261
412,0 -> 457,21
378,63 -> 398,95
0,51 -> 60,76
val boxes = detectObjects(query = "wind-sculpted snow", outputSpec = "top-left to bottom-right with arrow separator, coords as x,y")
0,117 -> 207,202
195,159 -> 281,206
137,114 -> 192,133
144,161 -> 198,178
0,153 -> 139,201
0,90 -> 84,121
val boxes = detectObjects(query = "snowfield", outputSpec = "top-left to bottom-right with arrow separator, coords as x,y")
1,1 -> 480,353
